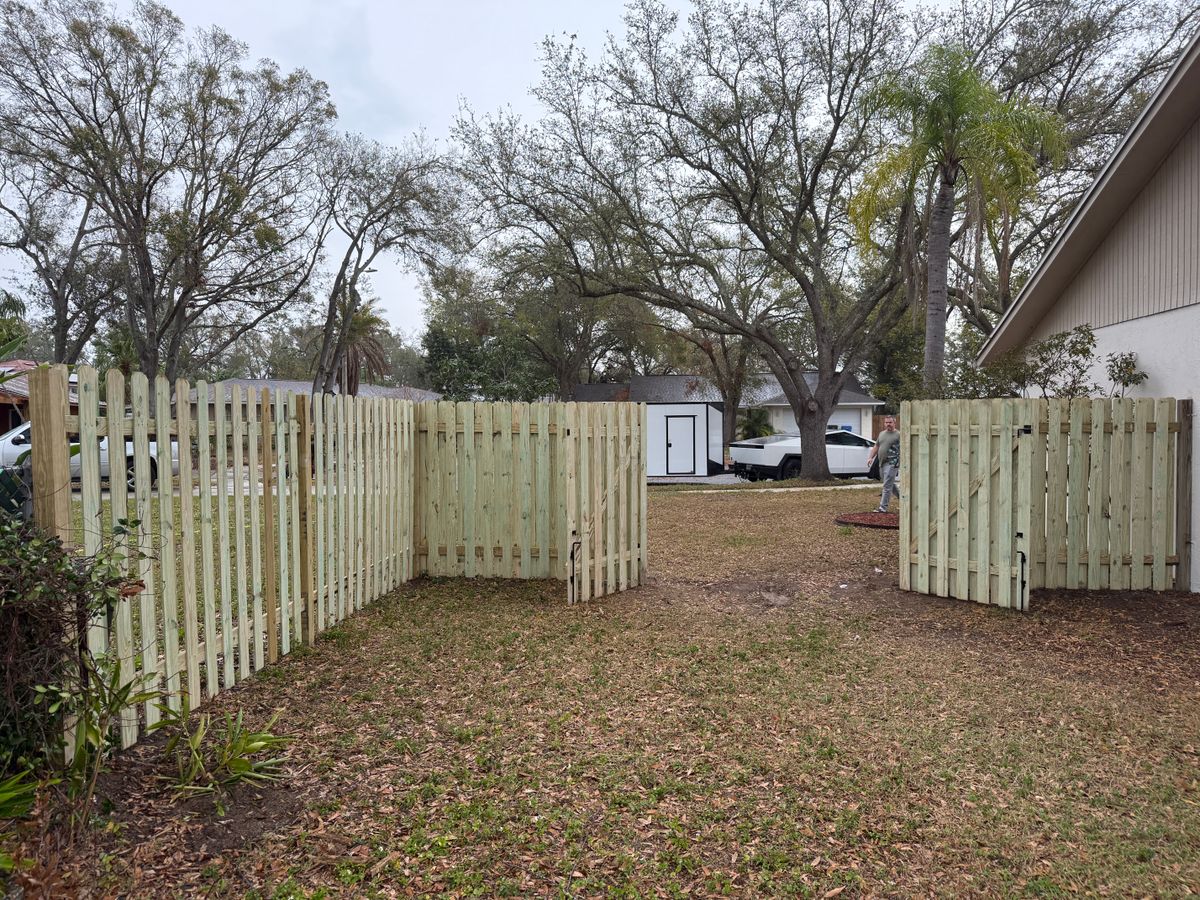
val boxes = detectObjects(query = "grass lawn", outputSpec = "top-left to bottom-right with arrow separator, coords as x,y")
16,485 -> 1200,897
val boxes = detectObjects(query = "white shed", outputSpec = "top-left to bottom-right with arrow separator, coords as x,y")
575,376 -> 724,477
574,372 -> 883,477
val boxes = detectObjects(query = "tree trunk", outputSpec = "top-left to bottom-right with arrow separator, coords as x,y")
924,168 -> 957,394
796,405 -> 833,479
722,402 -> 737,462
759,354 -> 834,479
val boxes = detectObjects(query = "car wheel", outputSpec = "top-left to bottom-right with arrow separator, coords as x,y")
126,458 -> 157,491
779,458 -> 803,480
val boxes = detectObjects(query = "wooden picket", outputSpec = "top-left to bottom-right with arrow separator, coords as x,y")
27,367 -> 649,750
902,397 -> 1192,610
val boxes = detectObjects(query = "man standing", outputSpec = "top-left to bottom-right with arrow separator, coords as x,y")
867,415 -> 900,513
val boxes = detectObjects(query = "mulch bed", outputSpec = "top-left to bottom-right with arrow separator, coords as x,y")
834,510 -> 899,529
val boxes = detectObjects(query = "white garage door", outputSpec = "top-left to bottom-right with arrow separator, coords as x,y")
827,409 -> 859,431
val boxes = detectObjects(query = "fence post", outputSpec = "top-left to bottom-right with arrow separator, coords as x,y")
261,388 -> 278,664
297,398 -> 315,643
1176,399 -> 1193,592
28,364 -> 71,542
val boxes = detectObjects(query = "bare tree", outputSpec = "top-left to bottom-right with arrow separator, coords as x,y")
0,0 -> 335,379
311,134 -> 449,393
0,159 -> 121,362
459,0 -> 915,477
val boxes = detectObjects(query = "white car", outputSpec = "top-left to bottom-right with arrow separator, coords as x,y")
0,421 -> 180,489
729,429 -> 880,481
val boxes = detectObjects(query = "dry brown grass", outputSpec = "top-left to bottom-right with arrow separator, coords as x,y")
11,485 -> 1200,898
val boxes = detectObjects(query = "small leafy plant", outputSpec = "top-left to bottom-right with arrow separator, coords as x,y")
0,767 -> 37,873
153,696 -> 288,814
34,657 -> 159,839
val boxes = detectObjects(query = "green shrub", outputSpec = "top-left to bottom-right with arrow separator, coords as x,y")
0,514 -> 162,841
0,515 -> 122,769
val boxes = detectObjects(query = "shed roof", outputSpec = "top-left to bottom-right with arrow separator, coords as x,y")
977,25 -> 1200,363
574,383 -> 630,402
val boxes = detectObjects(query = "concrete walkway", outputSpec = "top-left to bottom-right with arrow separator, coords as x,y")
676,481 -> 882,495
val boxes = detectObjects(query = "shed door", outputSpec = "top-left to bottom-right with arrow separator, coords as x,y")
665,415 -> 696,474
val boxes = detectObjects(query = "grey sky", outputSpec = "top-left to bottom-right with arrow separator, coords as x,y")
158,0 -> 657,336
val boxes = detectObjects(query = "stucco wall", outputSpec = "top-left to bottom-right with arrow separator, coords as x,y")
1077,305 -> 1199,591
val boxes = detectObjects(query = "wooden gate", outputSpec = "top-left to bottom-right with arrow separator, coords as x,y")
900,398 -> 1192,610
900,399 -> 1034,609
564,402 -> 649,604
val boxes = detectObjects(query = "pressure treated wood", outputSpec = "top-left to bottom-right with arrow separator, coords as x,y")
130,373 -> 159,727
77,368 -> 104,652
28,365 -> 70,541
28,369 -> 647,748
903,397 -> 1189,611
155,376 -> 181,708
261,389 -> 278,664
106,371 -> 138,747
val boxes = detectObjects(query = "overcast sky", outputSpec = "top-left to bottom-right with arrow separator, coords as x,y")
151,0 -> 672,337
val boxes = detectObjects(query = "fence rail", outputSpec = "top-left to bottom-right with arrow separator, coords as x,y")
901,397 -> 1192,610
27,366 -> 648,749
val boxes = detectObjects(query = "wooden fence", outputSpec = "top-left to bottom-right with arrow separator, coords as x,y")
413,400 -> 648,601
900,397 -> 1193,610
27,366 -> 647,748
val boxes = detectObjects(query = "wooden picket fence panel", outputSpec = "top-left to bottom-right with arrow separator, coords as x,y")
564,402 -> 649,604
413,400 -> 569,579
411,401 -> 649,600
901,398 -> 1192,611
27,367 -> 648,748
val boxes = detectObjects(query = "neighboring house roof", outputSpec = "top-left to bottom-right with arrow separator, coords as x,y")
573,375 -> 720,404
745,373 -> 882,408
194,379 -> 442,403
574,372 -> 881,407
629,374 -> 723,404
574,383 -> 630,402
0,361 -> 41,405
978,25 -> 1200,364
0,370 -> 82,408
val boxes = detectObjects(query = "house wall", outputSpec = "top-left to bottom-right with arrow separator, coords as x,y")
1034,304 -> 1199,592
766,405 -> 875,436
1036,116 -> 1200,335
645,403 -> 711,477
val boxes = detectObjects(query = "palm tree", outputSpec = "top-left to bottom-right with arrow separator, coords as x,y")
335,291 -> 390,396
853,46 -> 1063,393
738,407 -> 775,439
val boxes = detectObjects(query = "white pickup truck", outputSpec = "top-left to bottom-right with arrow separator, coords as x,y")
729,429 -> 880,481
0,421 -> 179,489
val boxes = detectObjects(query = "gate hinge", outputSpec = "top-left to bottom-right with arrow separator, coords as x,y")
1014,424 -> 1032,436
